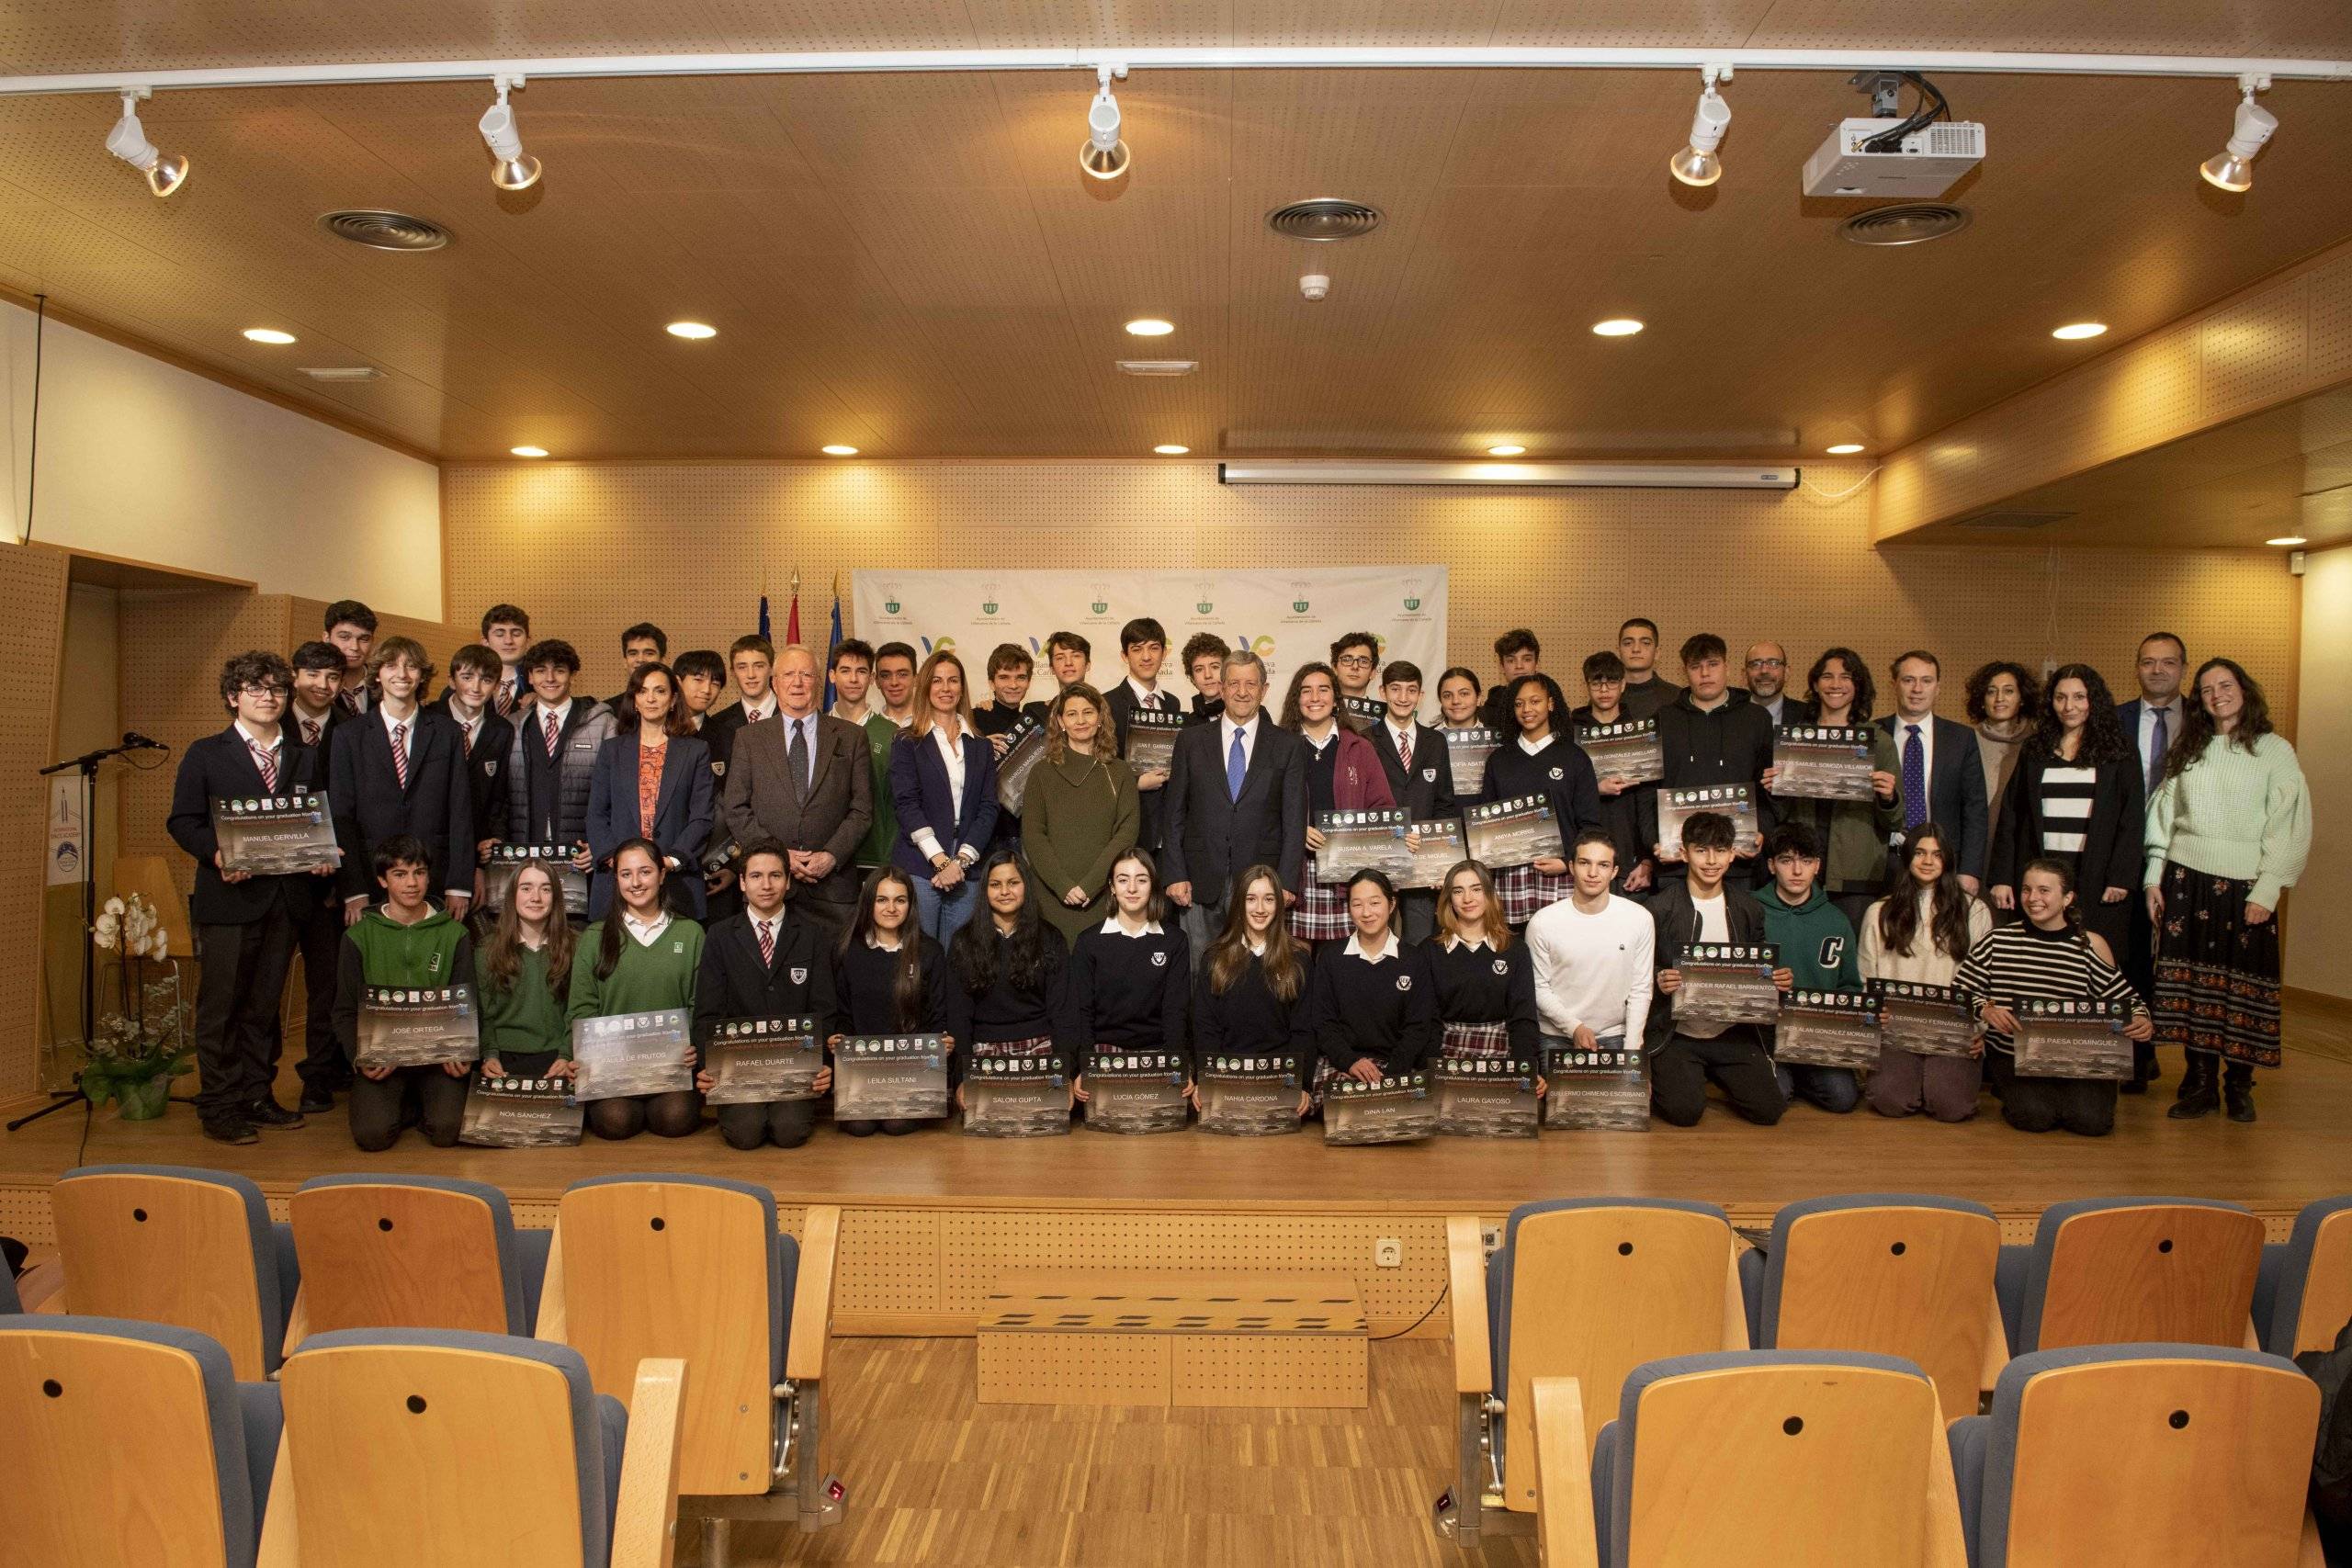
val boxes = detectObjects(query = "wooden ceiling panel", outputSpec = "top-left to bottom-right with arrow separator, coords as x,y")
1742,0 -> 2352,58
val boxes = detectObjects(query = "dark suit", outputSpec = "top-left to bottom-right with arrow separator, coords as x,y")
1643,875 -> 1785,1126
1370,716 -> 1456,942
690,711 -> 745,921
1738,689 -> 1817,728
428,694 -> 514,847
719,710 -> 875,933
329,707 -> 474,907
2113,697 -> 2178,1015
167,727 -> 329,1119
278,705 -> 352,1097
887,727 -> 1000,876
1877,714 -> 1989,884
693,908 -> 839,1149
1106,682 -> 1184,850
584,732 -> 717,919
1160,713 -> 1310,957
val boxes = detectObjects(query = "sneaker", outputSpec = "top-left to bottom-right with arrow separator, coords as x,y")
298,1087 -> 335,1115
202,1117 -> 260,1146
248,1100 -> 307,1131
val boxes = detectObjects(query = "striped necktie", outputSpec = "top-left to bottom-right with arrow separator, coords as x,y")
248,739 -> 278,793
390,721 -> 410,789
757,918 -> 776,967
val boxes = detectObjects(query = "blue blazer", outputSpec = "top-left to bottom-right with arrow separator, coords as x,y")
888,726 -> 1001,877
585,731 -> 715,919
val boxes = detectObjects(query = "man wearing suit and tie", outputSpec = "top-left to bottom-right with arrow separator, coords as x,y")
1104,617 -> 1184,851
1878,650 -> 1989,892
329,637 -> 474,923
168,651 -> 338,1145
2113,631 -> 2188,1089
1367,659 -> 1455,943
1160,649 -> 1311,961
720,644 -> 875,939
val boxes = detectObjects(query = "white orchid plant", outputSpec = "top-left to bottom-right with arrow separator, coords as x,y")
84,892 -> 191,1107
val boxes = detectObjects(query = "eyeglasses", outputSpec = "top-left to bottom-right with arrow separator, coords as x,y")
1335,654 -> 1374,668
1746,658 -> 1785,670
238,683 -> 288,698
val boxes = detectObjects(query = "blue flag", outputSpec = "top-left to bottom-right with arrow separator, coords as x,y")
824,580 -> 843,711
758,592 -> 771,641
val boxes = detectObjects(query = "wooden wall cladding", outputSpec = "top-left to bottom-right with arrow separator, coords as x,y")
0,545 -> 70,1100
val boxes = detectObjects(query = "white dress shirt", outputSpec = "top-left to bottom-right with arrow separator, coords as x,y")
2136,701 -> 2180,778
1219,712 -> 1261,773
741,695 -> 777,723
1100,916 -> 1167,937
911,725 -> 975,864
622,909 -> 673,946
1342,931 -> 1396,963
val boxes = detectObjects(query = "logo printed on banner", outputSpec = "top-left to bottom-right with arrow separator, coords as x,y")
1404,595 -> 1421,611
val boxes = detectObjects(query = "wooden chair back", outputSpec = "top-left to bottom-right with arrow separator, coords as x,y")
1771,1203 -> 2002,1422
2284,1207 -> 2352,1357
289,1182 -> 510,1337
52,1169 -> 274,1380
2037,1205 -> 2262,1351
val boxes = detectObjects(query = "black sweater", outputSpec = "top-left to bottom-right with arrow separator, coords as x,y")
1066,922 -> 1193,1074
947,922 -> 1074,1076
1655,694 -> 1778,871
1308,938 -> 1441,1077
1481,732 -> 1604,846
1430,937 -> 1541,1057
830,933 -> 956,1038
1193,944 -> 1317,1084
694,911 -> 840,1068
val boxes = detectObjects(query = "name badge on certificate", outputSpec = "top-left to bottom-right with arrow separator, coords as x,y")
1339,694 -> 1385,734
1323,1072 -> 1437,1145
569,1008 -> 695,1100
1544,1037 -> 1650,1132
1771,725 -> 1878,803
2011,998 -> 2134,1080
1433,1055 -> 1540,1139
1316,807 -> 1415,884
1084,1050 -> 1190,1134
1877,980 -> 1976,1058
1772,987 -> 1883,1070
704,1015 -> 822,1104
1675,942 -> 1782,1030
483,842 -> 590,918
1403,818 -> 1465,889
1196,1055 -> 1303,1136
1657,784 -> 1762,858
1463,795 -> 1564,870
1574,718 -> 1665,785
1123,707 -> 1185,777
356,984 -> 481,1070
1444,727 -> 1501,797
211,792 -> 341,876
459,1073 -> 583,1147
994,714 -> 1049,815
833,1033 -> 951,1121
962,1055 -> 1070,1138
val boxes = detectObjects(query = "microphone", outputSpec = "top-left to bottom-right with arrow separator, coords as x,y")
121,732 -> 167,750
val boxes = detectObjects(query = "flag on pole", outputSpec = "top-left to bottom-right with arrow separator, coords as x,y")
786,576 -> 803,647
757,588 -> 771,642
824,572 -> 844,712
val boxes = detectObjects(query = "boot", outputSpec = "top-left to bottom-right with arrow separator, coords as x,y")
2222,1062 -> 2256,1123
2167,1053 -> 2220,1120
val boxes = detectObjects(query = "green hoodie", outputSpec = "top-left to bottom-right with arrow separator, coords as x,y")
1757,881 -> 1862,991
333,904 -> 474,1063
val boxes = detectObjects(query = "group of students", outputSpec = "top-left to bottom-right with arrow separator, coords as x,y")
164,598 -> 2312,1147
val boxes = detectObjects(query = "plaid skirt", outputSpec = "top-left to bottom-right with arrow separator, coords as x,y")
1441,1020 -> 1512,1061
976,1033 -> 1055,1062
2152,862 -> 2283,1070
1307,1054 -> 1344,1110
1290,852 -> 1352,942
1494,862 -> 1571,926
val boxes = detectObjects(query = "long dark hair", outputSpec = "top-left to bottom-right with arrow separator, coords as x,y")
1205,864 -> 1306,1002
1805,647 -> 1877,723
843,865 -> 929,1030
481,862 -> 577,998
1964,660 -> 2042,727
2164,657 -> 2275,781
619,662 -> 693,739
1875,820 -> 1976,961
1279,661 -> 1340,730
2027,662 -> 2131,766
1106,846 -> 1168,925
593,838 -> 668,979
951,850 -> 1053,994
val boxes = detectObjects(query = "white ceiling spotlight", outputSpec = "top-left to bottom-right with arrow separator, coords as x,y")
2199,73 -> 2277,192
1668,65 -> 1734,187
104,89 -> 189,197
1080,63 -> 1130,181
478,74 -> 542,191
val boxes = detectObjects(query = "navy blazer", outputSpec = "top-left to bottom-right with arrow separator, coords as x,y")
1877,713 -> 1989,882
328,707 -> 474,905
167,727 -> 331,926
585,731 -> 716,919
888,726 -> 1001,877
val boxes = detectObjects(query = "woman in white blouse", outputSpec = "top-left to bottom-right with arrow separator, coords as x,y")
888,649 -> 1001,944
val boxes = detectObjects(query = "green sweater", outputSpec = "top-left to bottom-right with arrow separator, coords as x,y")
855,713 -> 904,867
481,942 -> 570,1059
1757,883 -> 1863,990
566,917 -> 706,1022
2143,731 -> 2312,909
333,905 -> 474,1063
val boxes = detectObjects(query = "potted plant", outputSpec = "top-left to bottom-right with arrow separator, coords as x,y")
83,893 -> 190,1120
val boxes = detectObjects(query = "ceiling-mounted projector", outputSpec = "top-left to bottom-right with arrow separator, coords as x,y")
1804,118 -> 1987,197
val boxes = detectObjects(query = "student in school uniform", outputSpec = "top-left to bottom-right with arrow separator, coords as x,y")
1280,661 -> 1397,947
501,638 -> 617,893
565,840 -> 706,1141
972,642 -> 1048,854
1430,860 -> 1542,1070
1182,634 -> 1228,728
1482,672 -> 1602,928
476,861 -> 576,1084
831,865 -> 959,1135
1437,667 -> 1484,732
167,650 -> 334,1145
693,841 -> 837,1150
603,623 -> 668,717
1306,869 -> 1440,1097
277,638 -> 354,1112
1571,650 -> 1658,897
1368,660 -> 1455,944
1645,809 -> 1792,1127
673,649 -> 729,741
890,649 -> 1000,943
432,643 -> 514,910
1193,864 -> 1316,1119
855,641 -> 920,876
586,661 -> 716,921
945,852 -> 1075,1090
1105,617 -> 1183,850
329,637 -> 473,925
704,634 -> 777,765
286,639 -> 346,754
1067,848 -> 1193,1103
322,599 -> 378,716
480,604 -> 533,718
1022,682 -> 1140,945
673,649 -> 741,919
334,835 -> 474,1151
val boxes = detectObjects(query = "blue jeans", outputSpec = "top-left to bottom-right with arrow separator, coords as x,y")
913,870 -> 980,944
1776,1062 -> 1861,1114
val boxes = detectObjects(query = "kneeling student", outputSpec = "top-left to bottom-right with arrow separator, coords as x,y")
477,862 -> 575,1083
695,841 -> 838,1150
831,866 -> 959,1135
1067,848 -> 1193,1103
1431,860 -> 1541,1069
566,839 -> 706,1141
946,852 -> 1075,1092
1755,820 -> 1864,1113
334,835 -> 475,1151
1306,869 -> 1439,1095
1645,810 -> 1792,1127
1193,865 -> 1315,1118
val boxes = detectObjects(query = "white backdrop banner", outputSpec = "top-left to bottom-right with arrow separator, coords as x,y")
853,567 -> 1449,716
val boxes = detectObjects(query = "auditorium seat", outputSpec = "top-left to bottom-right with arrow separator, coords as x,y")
0,1314 -> 281,1567
1947,1346 -> 2323,1567
50,1164 -> 300,1379
535,1175 -> 843,1562
1439,1200 -> 1746,1546
258,1328 -> 684,1567
2255,1194 -> 2352,1357
1993,1197 -> 2263,1355
1578,1351 -> 1965,1567
287,1173 -> 550,1344
1742,1193 -> 2005,1422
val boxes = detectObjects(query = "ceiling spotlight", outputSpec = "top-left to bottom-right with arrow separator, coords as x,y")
1081,63 -> 1131,181
821,445 -> 859,457
665,321 -> 718,340
2052,321 -> 2109,341
104,90 -> 189,197
510,446 -> 548,458
1125,318 -> 1174,337
1668,66 -> 1734,187
242,328 -> 297,345
1154,444 -> 1190,455
2200,76 -> 2278,192
1591,318 -> 1645,337
1826,442 -> 1866,455
1487,445 -> 1527,457
2267,535 -> 2308,547
479,75 -> 541,191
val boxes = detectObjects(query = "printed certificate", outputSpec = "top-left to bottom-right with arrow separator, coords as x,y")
1317,807 -> 1415,884
458,1073 -> 583,1147
1082,1050 -> 1190,1134
1575,718 -> 1665,785
211,791 -> 340,876
833,1032 -> 951,1121
961,1055 -> 1071,1138
1674,942 -> 1781,1030
1322,1072 -> 1437,1145
994,714 -> 1049,815
355,984 -> 480,1070
1432,1055 -> 1540,1138
1444,728 -> 1501,796
1463,795 -> 1564,870
1771,725 -> 1877,803
1544,1037 -> 1650,1132
1877,980 -> 1977,1058
569,1008 -> 694,1100
703,1015 -> 822,1105
2012,998 -> 2135,1080
1403,818 -> 1466,889
1196,1055 -> 1303,1136
1123,708 -> 1185,777
1771,987 -> 1883,1069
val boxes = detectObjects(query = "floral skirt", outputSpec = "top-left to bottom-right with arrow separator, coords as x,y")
1494,863 -> 1570,926
2152,861 -> 2282,1070
1290,852 -> 1352,942
1441,1020 -> 1511,1060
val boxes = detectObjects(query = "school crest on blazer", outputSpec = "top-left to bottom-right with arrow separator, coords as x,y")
1492,958 -> 1509,976
485,760 -> 499,775
1421,766 -> 1437,783
1396,974 -> 1413,991
790,964 -> 808,983
711,760 -> 726,776
1548,765 -> 1564,781
1151,950 -> 1168,967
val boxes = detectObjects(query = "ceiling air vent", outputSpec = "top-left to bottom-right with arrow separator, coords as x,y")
1955,509 -> 2073,530
299,366 -> 384,383
1266,198 -> 1385,242
1838,203 -> 1972,247
1116,360 -> 1198,377
317,209 -> 453,252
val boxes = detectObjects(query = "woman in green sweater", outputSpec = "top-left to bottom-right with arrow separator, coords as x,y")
2145,658 -> 2312,1122
1021,682 -> 1140,944
567,838 -> 707,1140
479,863 -> 576,1082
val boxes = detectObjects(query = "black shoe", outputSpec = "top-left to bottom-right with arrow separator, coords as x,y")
2168,1087 -> 2219,1120
2223,1066 -> 2256,1123
2119,1077 -> 2148,1095
298,1087 -> 335,1115
248,1100 -> 307,1130
202,1116 -> 259,1145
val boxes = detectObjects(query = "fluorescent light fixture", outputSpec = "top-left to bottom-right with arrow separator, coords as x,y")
2052,321 -> 2108,340
665,321 -> 717,339
104,91 -> 189,197
1081,63 -> 1130,180
1487,444 -> 1527,457
1217,460 -> 1799,490
2200,79 -> 2278,191
1668,66 -> 1733,186
1591,318 -> 1645,337
1125,318 -> 1174,336
479,75 -> 541,190
242,328 -> 297,344
821,444 -> 859,456
510,445 -> 549,457
1826,442 -> 1866,455
2267,535 -> 2307,547
1153,444 -> 1190,455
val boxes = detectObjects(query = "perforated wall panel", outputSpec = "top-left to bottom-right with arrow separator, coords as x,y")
0,546 -> 72,1101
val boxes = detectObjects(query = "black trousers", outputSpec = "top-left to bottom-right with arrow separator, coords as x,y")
1650,1027 -> 1789,1127
839,1117 -> 921,1136
1985,1049 -> 2115,1136
586,1089 -> 704,1141
192,913 -> 299,1121
1396,889 -> 1438,946
273,895 -> 353,1096
347,1066 -> 469,1151
716,1098 -> 819,1149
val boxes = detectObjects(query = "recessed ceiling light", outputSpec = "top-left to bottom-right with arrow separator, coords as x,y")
1826,442 -> 1867,455
1125,318 -> 1175,337
510,446 -> 548,458
821,445 -> 859,457
1591,318 -> 1644,337
1154,444 -> 1190,455
243,328 -> 297,344
2052,322 -> 2109,341
1487,445 -> 1527,457
666,321 -> 718,340
2267,535 -> 2308,547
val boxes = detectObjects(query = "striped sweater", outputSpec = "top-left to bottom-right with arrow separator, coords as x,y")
1951,921 -> 2145,1056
